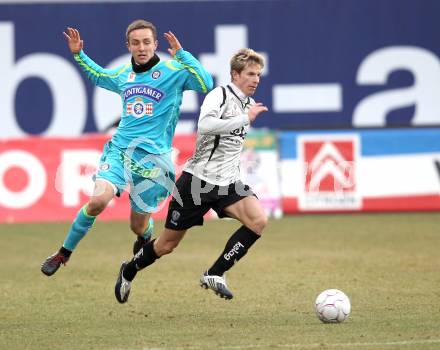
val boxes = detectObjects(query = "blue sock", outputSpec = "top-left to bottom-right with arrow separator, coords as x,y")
63,205 -> 96,251
142,217 -> 154,240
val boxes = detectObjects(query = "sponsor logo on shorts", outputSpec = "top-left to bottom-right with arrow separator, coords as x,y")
170,210 -> 180,226
99,163 -> 110,171
119,152 -> 160,178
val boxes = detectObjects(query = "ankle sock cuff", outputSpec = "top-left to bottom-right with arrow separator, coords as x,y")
60,246 -> 72,258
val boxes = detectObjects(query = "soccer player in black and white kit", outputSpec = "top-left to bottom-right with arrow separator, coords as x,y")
115,48 -> 268,303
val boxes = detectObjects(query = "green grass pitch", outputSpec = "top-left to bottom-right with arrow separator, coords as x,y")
1,213 -> 440,350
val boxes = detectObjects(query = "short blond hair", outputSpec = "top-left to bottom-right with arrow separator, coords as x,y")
230,48 -> 264,76
126,19 -> 157,42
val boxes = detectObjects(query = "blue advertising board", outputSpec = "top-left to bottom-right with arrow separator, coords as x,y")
278,127 -> 440,212
1,0 -> 440,137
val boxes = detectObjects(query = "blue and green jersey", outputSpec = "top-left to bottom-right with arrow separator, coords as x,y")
74,49 -> 213,154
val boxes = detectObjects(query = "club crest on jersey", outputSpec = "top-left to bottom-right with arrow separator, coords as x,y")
127,72 -> 136,82
123,84 -> 164,102
151,70 -> 161,79
126,97 -> 153,118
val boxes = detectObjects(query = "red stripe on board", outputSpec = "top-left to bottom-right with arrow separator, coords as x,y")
0,134 -> 196,223
363,195 -> 440,211
282,198 -> 298,213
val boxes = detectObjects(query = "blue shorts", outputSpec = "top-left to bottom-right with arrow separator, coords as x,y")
95,141 -> 175,213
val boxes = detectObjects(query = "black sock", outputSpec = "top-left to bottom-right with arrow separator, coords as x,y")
59,246 -> 72,258
123,239 -> 159,281
208,226 -> 260,276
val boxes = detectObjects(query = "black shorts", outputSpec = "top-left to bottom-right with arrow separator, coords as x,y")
164,171 -> 255,230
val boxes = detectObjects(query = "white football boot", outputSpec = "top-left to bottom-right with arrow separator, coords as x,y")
200,271 -> 233,300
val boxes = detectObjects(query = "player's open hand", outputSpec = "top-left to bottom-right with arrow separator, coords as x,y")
63,27 -> 83,54
164,31 -> 182,57
248,103 -> 268,122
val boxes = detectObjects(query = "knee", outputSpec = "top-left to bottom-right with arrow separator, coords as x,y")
249,213 -> 268,235
155,240 -> 179,256
86,198 -> 108,216
130,221 -> 147,235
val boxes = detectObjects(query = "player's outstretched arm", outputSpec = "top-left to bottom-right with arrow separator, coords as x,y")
65,27 -> 126,92
164,31 -> 182,57
164,30 -> 213,93
63,27 -> 83,54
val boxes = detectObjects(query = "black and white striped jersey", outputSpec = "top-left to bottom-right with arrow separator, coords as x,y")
184,83 -> 254,186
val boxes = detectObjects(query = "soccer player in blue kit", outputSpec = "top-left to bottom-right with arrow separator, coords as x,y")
41,20 -> 213,276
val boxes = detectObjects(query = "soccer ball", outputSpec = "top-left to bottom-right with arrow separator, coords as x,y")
315,289 -> 351,323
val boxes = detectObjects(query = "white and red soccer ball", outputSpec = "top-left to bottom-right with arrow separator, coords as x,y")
315,289 -> 351,323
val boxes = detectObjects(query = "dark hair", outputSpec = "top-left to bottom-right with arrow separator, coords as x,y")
126,19 -> 157,42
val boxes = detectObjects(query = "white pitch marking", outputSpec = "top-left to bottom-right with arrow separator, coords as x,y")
139,338 -> 440,350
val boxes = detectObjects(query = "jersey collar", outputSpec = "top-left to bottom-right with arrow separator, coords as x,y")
131,54 -> 160,73
228,82 -> 247,100
227,83 -> 251,109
